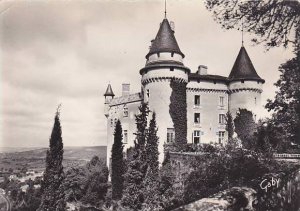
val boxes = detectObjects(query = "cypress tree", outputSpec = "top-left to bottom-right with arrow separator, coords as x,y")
225,111 -> 234,140
111,120 -> 124,200
143,112 -> 161,209
145,112 -> 159,179
39,106 -> 65,211
122,102 -> 149,210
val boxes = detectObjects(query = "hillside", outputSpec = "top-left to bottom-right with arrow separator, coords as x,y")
0,146 -> 107,171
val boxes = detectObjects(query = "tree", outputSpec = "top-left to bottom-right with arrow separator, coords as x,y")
158,152 -> 177,210
142,112 -> 161,210
122,102 -> 150,210
62,156 -> 108,208
81,165 -> 109,207
205,0 -> 300,49
225,111 -> 235,140
39,106 -> 65,211
111,120 -> 125,200
266,54 -> 300,146
145,112 -> 159,180
234,109 -> 257,149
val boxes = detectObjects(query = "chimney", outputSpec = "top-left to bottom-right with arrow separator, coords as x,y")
197,65 -> 208,75
122,83 -> 130,96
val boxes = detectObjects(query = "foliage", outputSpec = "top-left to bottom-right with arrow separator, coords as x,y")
142,112 -> 161,210
225,111 -> 234,140
145,112 -> 159,179
158,152 -> 180,210
265,54 -> 300,146
234,109 -> 257,150
39,106 -> 66,211
169,80 -> 187,150
111,120 -> 125,200
183,147 -> 279,204
63,156 -> 108,208
205,0 -> 300,49
121,102 -> 149,210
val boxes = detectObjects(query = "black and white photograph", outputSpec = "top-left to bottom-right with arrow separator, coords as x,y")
0,0 -> 299,210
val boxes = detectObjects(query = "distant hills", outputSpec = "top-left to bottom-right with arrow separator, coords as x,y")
0,146 -> 107,171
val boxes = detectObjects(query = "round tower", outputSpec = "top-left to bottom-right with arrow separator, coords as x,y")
228,46 -> 265,120
139,18 -> 190,162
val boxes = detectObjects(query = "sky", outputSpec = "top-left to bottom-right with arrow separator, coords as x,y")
0,0 -> 294,148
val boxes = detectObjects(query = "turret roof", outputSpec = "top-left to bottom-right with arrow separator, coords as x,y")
228,46 -> 264,83
146,18 -> 184,59
104,84 -> 115,97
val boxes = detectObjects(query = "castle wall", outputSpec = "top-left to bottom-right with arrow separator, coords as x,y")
186,81 -> 228,144
106,98 -> 141,168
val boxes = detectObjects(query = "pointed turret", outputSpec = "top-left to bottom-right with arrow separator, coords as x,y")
104,84 -> 114,118
104,84 -> 115,97
228,46 -> 265,83
146,18 -> 184,59
140,18 -> 190,75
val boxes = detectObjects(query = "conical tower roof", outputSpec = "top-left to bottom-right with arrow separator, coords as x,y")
104,84 -> 114,97
146,18 -> 184,59
228,46 -> 264,83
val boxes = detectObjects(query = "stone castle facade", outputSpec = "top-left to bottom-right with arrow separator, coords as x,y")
104,17 -> 265,166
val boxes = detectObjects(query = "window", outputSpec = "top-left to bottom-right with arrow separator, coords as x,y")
194,95 -> 200,106
123,130 -> 128,144
123,106 -> 128,117
218,131 -> 225,144
167,128 -> 175,143
219,114 -> 226,124
219,96 -> 224,106
194,113 -> 200,124
193,130 -> 201,145
146,89 -> 150,99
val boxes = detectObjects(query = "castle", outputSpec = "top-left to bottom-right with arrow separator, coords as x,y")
104,16 -> 265,166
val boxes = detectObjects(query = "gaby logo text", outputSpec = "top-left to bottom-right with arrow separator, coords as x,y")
260,177 -> 280,193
